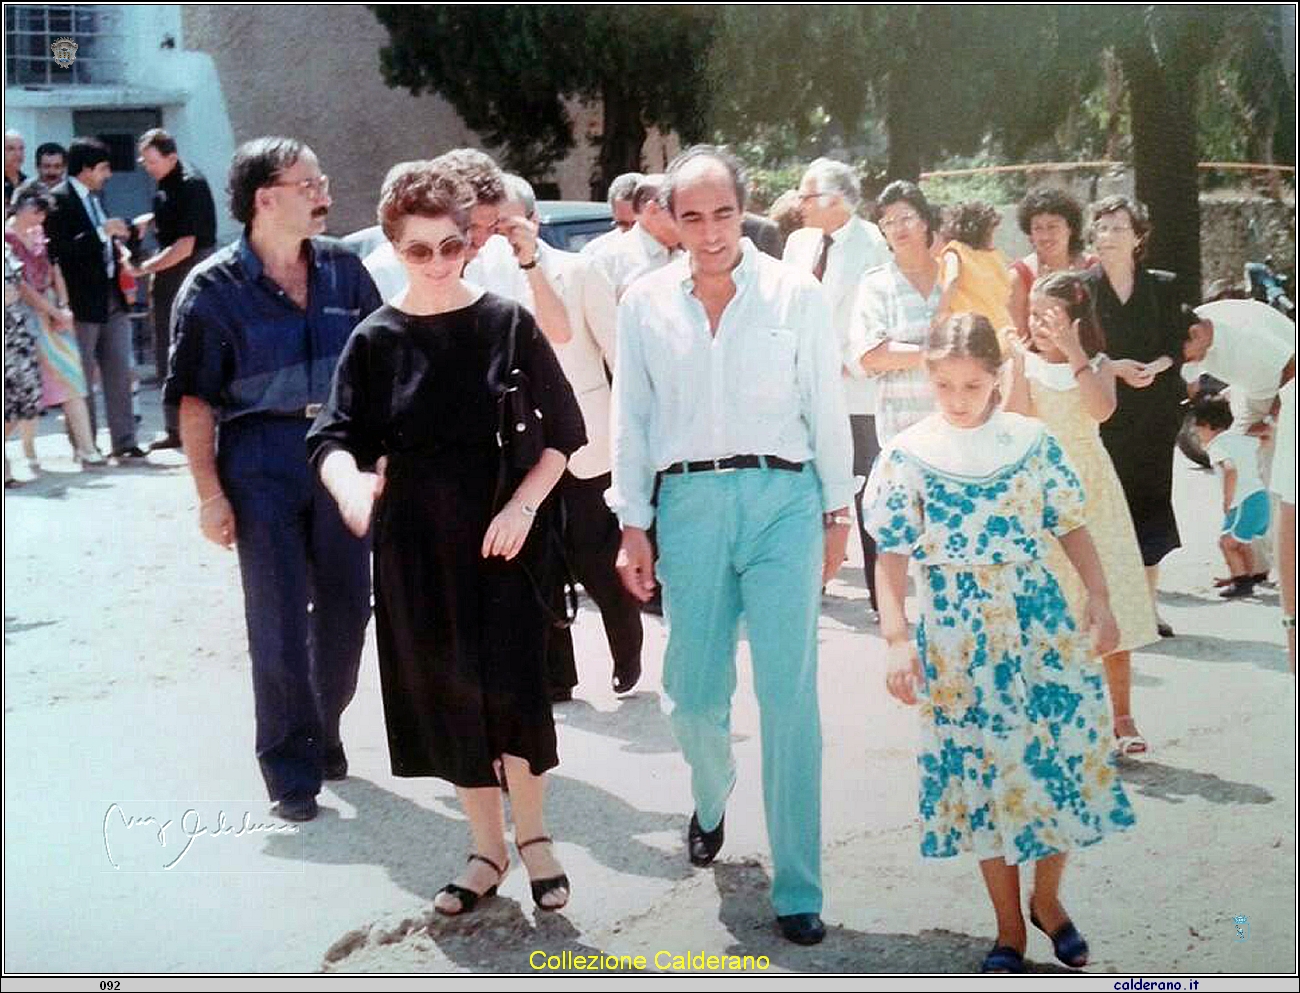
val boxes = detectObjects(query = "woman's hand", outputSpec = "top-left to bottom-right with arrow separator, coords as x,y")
482,499 -> 536,560
1084,596 -> 1120,657
337,469 -> 385,538
885,641 -> 924,706
1112,358 -> 1155,389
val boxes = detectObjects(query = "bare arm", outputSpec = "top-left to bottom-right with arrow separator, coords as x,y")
1073,357 -> 1118,422
1008,271 -> 1030,338
876,551 -> 923,705
481,448 -> 569,560
179,396 -> 235,548
137,235 -> 196,276
1001,340 -> 1033,416
859,340 -> 925,374
1057,526 -> 1119,656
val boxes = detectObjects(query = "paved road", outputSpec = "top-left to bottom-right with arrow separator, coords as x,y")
3,387 -> 1294,975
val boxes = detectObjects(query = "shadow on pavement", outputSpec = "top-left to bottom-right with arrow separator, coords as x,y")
1117,759 -> 1274,806
553,692 -> 683,756
1138,633 -> 1289,672
710,861 -> 1074,973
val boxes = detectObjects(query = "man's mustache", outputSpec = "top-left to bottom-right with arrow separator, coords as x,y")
311,206 -> 329,219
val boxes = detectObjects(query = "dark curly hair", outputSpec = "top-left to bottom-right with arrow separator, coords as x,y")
1189,392 -> 1233,432
1017,187 -> 1085,257
943,200 -> 1000,250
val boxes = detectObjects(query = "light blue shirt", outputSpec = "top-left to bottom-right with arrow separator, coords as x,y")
608,239 -> 854,529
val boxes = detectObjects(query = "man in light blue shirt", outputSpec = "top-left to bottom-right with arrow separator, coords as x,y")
609,145 -> 853,946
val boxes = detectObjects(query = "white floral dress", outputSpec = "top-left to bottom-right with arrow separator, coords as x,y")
865,411 -> 1135,864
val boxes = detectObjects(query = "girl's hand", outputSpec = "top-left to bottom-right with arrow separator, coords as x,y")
1085,597 -> 1120,657
482,499 -> 536,560
1044,308 -> 1086,363
1112,358 -> 1155,389
885,641 -> 924,706
338,470 -> 385,538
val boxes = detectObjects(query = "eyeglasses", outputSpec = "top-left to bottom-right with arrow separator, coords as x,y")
397,236 -> 467,264
268,175 -> 331,201
1092,222 -> 1133,236
879,211 -> 923,231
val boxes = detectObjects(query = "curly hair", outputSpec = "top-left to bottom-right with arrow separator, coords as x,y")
943,200 -> 1000,250
428,148 -> 506,206
1016,187 -> 1085,257
378,160 -> 476,243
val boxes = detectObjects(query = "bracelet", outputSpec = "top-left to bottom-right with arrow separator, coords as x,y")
519,502 -> 538,517
824,513 -> 854,527
1071,362 -> 1091,378
519,257 -> 538,270
1284,615 -> 1297,631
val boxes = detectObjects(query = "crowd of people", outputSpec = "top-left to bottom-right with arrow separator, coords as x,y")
4,126 -> 1295,967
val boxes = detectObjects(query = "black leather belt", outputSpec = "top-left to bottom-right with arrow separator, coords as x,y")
266,403 -> 322,419
661,454 -> 804,475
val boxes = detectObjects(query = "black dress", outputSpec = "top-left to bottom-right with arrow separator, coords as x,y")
1086,265 -> 1193,567
307,293 -> 586,786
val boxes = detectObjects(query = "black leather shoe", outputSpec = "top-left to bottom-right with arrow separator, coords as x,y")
147,433 -> 183,452
612,657 -> 641,695
687,811 -> 724,866
777,912 -> 826,945
273,796 -> 318,822
550,686 -> 574,703
323,745 -> 348,781
110,445 -> 148,460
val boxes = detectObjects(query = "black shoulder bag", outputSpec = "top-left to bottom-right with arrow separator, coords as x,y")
491,311 -> 580,629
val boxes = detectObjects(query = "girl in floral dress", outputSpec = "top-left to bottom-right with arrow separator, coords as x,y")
865,313 -> 1135,972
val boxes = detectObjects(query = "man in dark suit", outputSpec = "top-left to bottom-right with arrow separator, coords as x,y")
45,136 -> 142,458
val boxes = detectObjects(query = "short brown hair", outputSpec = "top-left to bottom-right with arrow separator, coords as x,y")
1090,194 -> 1151,261
138,128 -> 177,156
428,148 -> 505,206
378,160 -> 476,242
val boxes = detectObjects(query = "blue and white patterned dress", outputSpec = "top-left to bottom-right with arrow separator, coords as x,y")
865,411 -> 1135,864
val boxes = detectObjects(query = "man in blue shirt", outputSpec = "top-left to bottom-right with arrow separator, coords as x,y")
166,137 -> 381,821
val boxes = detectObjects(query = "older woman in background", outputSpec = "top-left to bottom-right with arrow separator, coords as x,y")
1084,195 -> 1196,753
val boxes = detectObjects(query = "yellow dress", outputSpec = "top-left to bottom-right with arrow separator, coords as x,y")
1028,360 -> 1159,654
943,241 -> 1013,336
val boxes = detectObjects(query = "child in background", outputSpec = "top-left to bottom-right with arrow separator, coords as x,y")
1192,394 -> 1272,599
866,313 -> 1134,973
935,201 -> 1013,340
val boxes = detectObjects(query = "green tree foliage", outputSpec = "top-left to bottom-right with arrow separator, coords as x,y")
370,5 -> 717,198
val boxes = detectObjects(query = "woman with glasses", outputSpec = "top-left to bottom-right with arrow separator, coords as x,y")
1083,195 -> 1196,755
848,180 -> 943,447
307,161 -> 586,915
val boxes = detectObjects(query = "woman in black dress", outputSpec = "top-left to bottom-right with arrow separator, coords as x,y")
307,161 -> 585,914
1084,195 -> 1194,756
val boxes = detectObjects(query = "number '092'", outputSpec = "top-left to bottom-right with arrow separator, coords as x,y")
100,983 -> 121,991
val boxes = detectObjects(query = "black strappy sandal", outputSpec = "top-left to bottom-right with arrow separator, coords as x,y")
516,836 -> 570,911
434,853 -> 507,916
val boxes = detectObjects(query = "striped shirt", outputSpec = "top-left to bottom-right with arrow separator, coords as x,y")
847,260 -> 940,446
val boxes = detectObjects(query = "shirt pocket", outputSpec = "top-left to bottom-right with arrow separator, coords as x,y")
740,326 -> 799,419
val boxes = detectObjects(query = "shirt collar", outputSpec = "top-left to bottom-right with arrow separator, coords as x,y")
69,176 -> 93,202
633,222 -> 670,261
679,237 -> 758,294
159,160 -> 186,188
827,216 -> 855,246
237,234 -> 321,282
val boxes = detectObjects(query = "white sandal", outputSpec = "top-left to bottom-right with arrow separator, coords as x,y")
1114,733 -> 1149,758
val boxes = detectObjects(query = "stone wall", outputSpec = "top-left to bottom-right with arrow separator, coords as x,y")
180,6 -> 673,235
1199,195 -> 1296,292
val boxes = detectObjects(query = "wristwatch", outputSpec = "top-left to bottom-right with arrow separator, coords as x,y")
823,512 -> 854,528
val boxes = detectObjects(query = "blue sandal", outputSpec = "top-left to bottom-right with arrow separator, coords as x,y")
981,944 -> 1026,973
1031,911 -> 1089,968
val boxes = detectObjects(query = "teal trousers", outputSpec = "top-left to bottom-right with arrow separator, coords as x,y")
656,465 -> 824,915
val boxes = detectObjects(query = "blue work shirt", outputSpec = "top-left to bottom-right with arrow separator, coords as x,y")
164,235 -> 382,422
